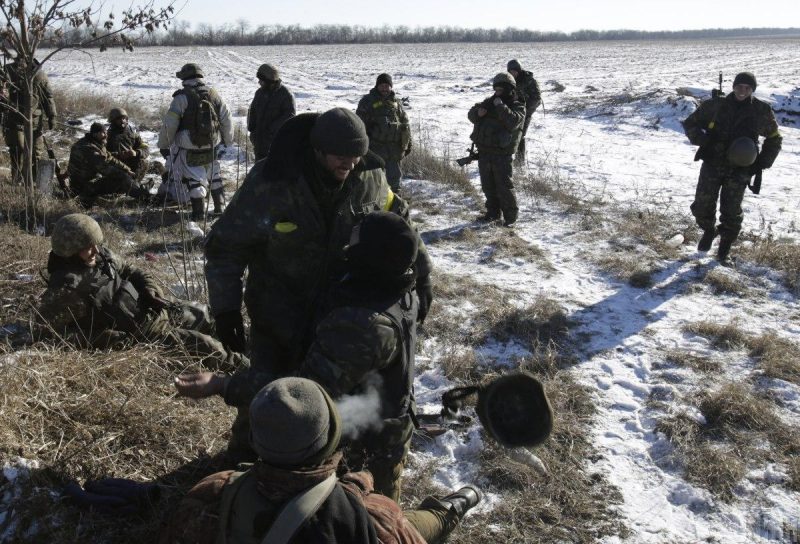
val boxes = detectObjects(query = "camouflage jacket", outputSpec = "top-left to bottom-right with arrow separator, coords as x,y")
37,247 -> 163,347
515,70 -> 541,116
0,59 -> 56,132
157,79 -> 233,150
205,113 -> 432,372
356,89 -> 412,161
468,93 -> 526,155
68,134 -> 133,186
107,123 -> 149,160
682,92 -> 782,168
247,83 -> 296,158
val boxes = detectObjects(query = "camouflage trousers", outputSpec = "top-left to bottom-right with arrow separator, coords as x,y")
73,171 -> 146,206
405,498 -> 461,544
384,159 -> 402,193
690,162 -> 751,240
478,153 -> 518,221
341,436 -> 411,502
515,112 -> 534,161
4,128 -> 44,184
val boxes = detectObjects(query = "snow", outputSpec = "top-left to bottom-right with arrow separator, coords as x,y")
41,39 -> 800,541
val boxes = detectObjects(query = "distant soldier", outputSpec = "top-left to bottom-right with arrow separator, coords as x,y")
247,63 -> 296,161
158,63 -> 233,230
506,59 -> 541,163
468,72 -> 526,227
67,122 -> 151,207
106,108 -> 149,181
160,377 -> 482,544
356,73 -> 412,192
0,56 -> 56,184
37,213 -> 242,369
682,72 -> 782,262
176,211 -> 422,500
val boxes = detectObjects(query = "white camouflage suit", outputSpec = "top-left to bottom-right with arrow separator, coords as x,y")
157,78 -> 234,203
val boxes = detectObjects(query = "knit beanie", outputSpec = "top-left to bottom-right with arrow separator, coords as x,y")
89,122 -> 105,134
345,211 -> 418,280
733,72 -> 757,90
376,73 -> 393,87
249,378 -> 342,467
310,107 -> 369,157
507,59 -> 523,72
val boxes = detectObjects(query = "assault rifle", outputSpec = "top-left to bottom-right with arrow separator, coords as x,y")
711,72 -> 723,99
455,144 -> 479,167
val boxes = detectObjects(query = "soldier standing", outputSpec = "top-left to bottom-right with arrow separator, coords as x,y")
158,63 -> 233,231
247,63 -> 296,161
468,72 -> 526,227
506,59 -> 541,163
356,73 -> 412,192
106,108 -> 150,181
682,72 -> 782,262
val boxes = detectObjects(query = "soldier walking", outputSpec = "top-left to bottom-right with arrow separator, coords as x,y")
247,63 -> 295,161
682,72 -> 782,262
356,73 -> 412,192
158,63 -> 233,232
506,59 -> 541,164
106,108 -> 150,181
468,72 -> 526,227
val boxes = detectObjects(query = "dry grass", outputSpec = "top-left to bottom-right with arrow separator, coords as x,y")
404,140 -> 476,198
703,268 -> 749,296
479,229 -> 551,269
0,223 -> 51,323
683,319 -> 749,350
51,86 -> 163,130
480,296 -> 570,352
596,252 -> 658,287
663,349 -> 721,373
747,333 -> 800,386
739,236 -> 800,293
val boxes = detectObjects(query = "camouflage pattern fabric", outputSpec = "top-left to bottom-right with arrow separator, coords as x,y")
467,93 -> 526,156
356,88 -> 412,166
515,70 -> 541,118
247,83 -> 296,160
690,162 -> 750,239
107,123 -> 149,181
67,134 -> 133,194
478,153 -> 517,221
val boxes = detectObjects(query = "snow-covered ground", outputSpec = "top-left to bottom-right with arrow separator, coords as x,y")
40,40 -> 800,542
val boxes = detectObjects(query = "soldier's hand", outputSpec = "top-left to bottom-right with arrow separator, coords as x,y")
493,97 -> 503,106
174,372 -> 226,398
415,274 -> 434,324
215,310 -> 247,353
477,107 -> 488,118
159,148 -> 170,159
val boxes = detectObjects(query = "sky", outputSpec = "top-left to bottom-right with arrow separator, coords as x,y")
154,0 -> 799,32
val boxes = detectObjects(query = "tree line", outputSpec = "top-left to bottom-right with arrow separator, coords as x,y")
43,23 -> 800,47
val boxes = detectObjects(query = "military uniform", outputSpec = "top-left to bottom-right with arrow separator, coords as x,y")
0,59 -> 56,183
512,69 -> 541,159
468,81 -> 525,225
683,91 -> 782,242
247,82 -> 296,161
356,88 -> 412,192
67,133 -> 144,206
107,123 -> 149,181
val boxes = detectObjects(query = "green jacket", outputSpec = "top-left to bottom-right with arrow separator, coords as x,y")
682,92 -> 782,168
205,113 -> 432,372
514,70 -> 541,117
356,89 -> 412,161
468,93 -> 526,155
247,83 -> 296,158
107,124 -> 149,159
1,59 -> 56,132
68,134 -> 133,187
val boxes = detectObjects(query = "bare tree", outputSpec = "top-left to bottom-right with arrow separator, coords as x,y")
0,0 -> 174,228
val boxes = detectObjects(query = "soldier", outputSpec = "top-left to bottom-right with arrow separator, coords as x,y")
356,73 -> 412,192
67,122 -> 151,208
0,56 -> 56,184
468,72 -> 526,227
160,377 -> 482,544
106,107 -> 149,181
683,72 -> 782,262
36,214 -> 241,369
506,59 -> 541,163
157,63 -> 233,231
176,211 -> 421,500
247,63 -> 296,161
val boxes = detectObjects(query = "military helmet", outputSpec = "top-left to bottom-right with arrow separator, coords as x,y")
476,371 -> 553,448
176,63 -> 204,80
257,63 -> 280,82
51,214 -> 104,258
727,136 -> 758,168
492,72 -> 516,89
107,107 -> 128,122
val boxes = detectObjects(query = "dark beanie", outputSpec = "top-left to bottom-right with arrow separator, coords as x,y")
89,122 -> 105,134
507,59 -> 523,72
310,108 -> 369,157
346,211 -> 418,279
376,73 -> 393,87
733,72 -> 757,90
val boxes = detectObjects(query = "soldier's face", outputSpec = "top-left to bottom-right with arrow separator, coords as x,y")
377,83 -> 392,97
78,245 -> 99,267
319,152 -> 361,182
509,69 -> 520,79
733,84 -> 753,101
92,130 -> 107,144
494,85 -> 506,97
113,117 -> 128,129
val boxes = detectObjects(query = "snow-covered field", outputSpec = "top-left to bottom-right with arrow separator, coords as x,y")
30,39 -> 800,542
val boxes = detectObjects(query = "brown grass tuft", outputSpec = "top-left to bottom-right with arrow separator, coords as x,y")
739,236 -> 800,293
703,268 -> 749,296
663,349 -> 721,373
51,86 -> 163,130
683,319 -> 749,350
404,139 -> 476,197
746,333 -> 800,385
596,252 -> 657,287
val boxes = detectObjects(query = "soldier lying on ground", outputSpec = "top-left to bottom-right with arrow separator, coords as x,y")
160,377 -> 482,544
35,214 -> 242,369
106,108 -> 150,182
176,212 -> 421,500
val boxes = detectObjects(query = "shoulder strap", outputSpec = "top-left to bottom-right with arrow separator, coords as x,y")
261,474 -> 338,544
216,471 -> 250,544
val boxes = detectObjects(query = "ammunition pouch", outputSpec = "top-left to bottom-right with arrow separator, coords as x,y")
185,148 -> 214,167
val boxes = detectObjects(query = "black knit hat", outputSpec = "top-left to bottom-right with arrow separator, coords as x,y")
310,107 -> 369,157
376,73 -> 393,87
346,211 -> 418,280
89,122 -> 106,134
507,59 -> 522,72
733,72 -> 757,90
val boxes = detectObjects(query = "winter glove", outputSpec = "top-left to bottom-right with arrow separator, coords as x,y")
159,148 -> 170,159
748,168 -> 763,195
404,142 -> 412,158
215,310 -> 247,354
415,274 -> 433,324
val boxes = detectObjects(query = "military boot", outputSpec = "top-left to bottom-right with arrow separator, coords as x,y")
190,197 -> 205,222
434,485 -> 483,518
717,237 -> 734,264
697,228 -> 717,252
477,211 -> 501,223
211,188 -> 226,216
503,209 -> 518,228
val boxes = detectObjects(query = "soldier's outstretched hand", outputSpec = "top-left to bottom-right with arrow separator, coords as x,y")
174,372 -> 225,399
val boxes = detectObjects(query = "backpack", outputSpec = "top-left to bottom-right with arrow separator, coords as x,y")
177,85 -> 220,148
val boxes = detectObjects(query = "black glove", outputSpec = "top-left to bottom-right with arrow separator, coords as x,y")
63,478 -> 159,516
159,148 -> 170,159
695,133 -> 710,147
415,275 -> 433,324
748,167 -> 763,195
215,310 -> 247,353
